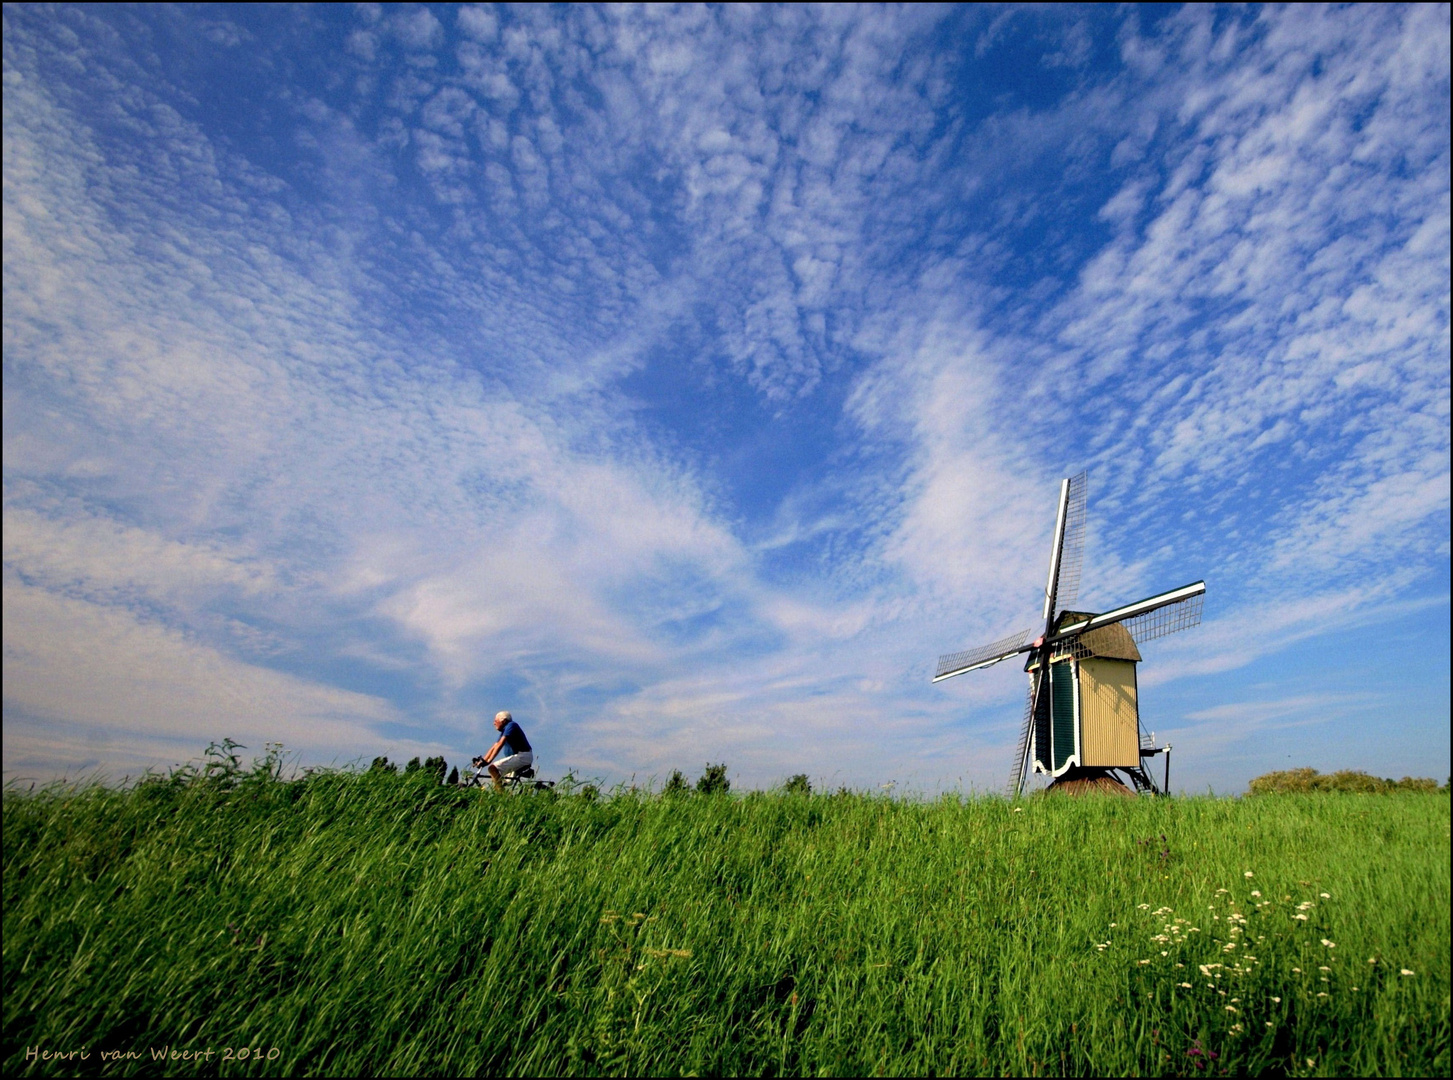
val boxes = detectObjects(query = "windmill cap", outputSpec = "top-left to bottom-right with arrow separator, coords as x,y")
1048,612 -> 1142,662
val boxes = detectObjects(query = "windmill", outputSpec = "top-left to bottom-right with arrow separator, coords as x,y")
932,472 -> 1205,797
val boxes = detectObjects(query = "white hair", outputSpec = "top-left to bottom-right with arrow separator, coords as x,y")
495,710 -> 512,723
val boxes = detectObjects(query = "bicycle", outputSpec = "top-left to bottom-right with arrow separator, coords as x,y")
460,765 -> 555,792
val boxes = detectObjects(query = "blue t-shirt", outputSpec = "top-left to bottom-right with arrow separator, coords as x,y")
500,720 -> 531,754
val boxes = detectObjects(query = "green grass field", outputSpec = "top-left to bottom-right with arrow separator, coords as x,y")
4,754 -> 1449,1077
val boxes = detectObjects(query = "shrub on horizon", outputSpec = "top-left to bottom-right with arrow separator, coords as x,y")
696,763 -> 730,796
662,769 -> 689,797
785,773 -> 812,796
1248,767 -> 1443,795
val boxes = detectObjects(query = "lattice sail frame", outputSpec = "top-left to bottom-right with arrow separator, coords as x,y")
1007,675 -> 1039,797
1117,590 -> 1204,644
1041,591 -> 1206,661
935,628 -> 1034,680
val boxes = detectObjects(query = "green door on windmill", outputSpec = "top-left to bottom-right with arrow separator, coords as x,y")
1051,659 -> 1076,772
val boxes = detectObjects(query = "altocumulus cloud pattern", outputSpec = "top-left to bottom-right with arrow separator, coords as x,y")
3,5 -> 1448,791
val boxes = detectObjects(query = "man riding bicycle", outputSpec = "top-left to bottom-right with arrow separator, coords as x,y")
474,710 -> 533,792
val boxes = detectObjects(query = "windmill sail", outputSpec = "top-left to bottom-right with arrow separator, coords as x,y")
1007,677 -> 1038,798
1050,581 -> 1205,644
934,628 -> 1034,682
1051,471 -> 1087,613
1041,479 -> 1072,625
1118,588 -> 1205,645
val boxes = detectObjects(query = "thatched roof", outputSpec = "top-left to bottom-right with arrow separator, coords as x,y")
1079,621 -> 1141,661
1053,611 -> 1142,662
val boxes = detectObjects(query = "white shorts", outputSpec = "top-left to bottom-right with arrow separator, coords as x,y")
492,750 -> 533,776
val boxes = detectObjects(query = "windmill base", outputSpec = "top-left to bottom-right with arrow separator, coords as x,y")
1046,766 -> 1157,796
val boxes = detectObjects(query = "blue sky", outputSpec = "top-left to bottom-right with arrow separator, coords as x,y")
3,4 -> 1448,793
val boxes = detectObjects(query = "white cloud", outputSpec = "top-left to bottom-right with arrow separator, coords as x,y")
393,7 -> 443,52
456,6 -> 497,44
2,577 -> 413,780
3,502 -> 277,606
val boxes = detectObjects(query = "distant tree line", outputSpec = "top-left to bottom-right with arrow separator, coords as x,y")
366,756 -> 822,797
1248,767 -> 1447,794
371,755 -> 456,785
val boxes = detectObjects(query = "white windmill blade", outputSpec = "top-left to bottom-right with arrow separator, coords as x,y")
1116,586 -> 1206,645
1040,478 -> 1072,627
1051,471 -> 1088,613
1006,674 -> 1040,798
1049,581 -> 1206,643
933,628 -> 1035,682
